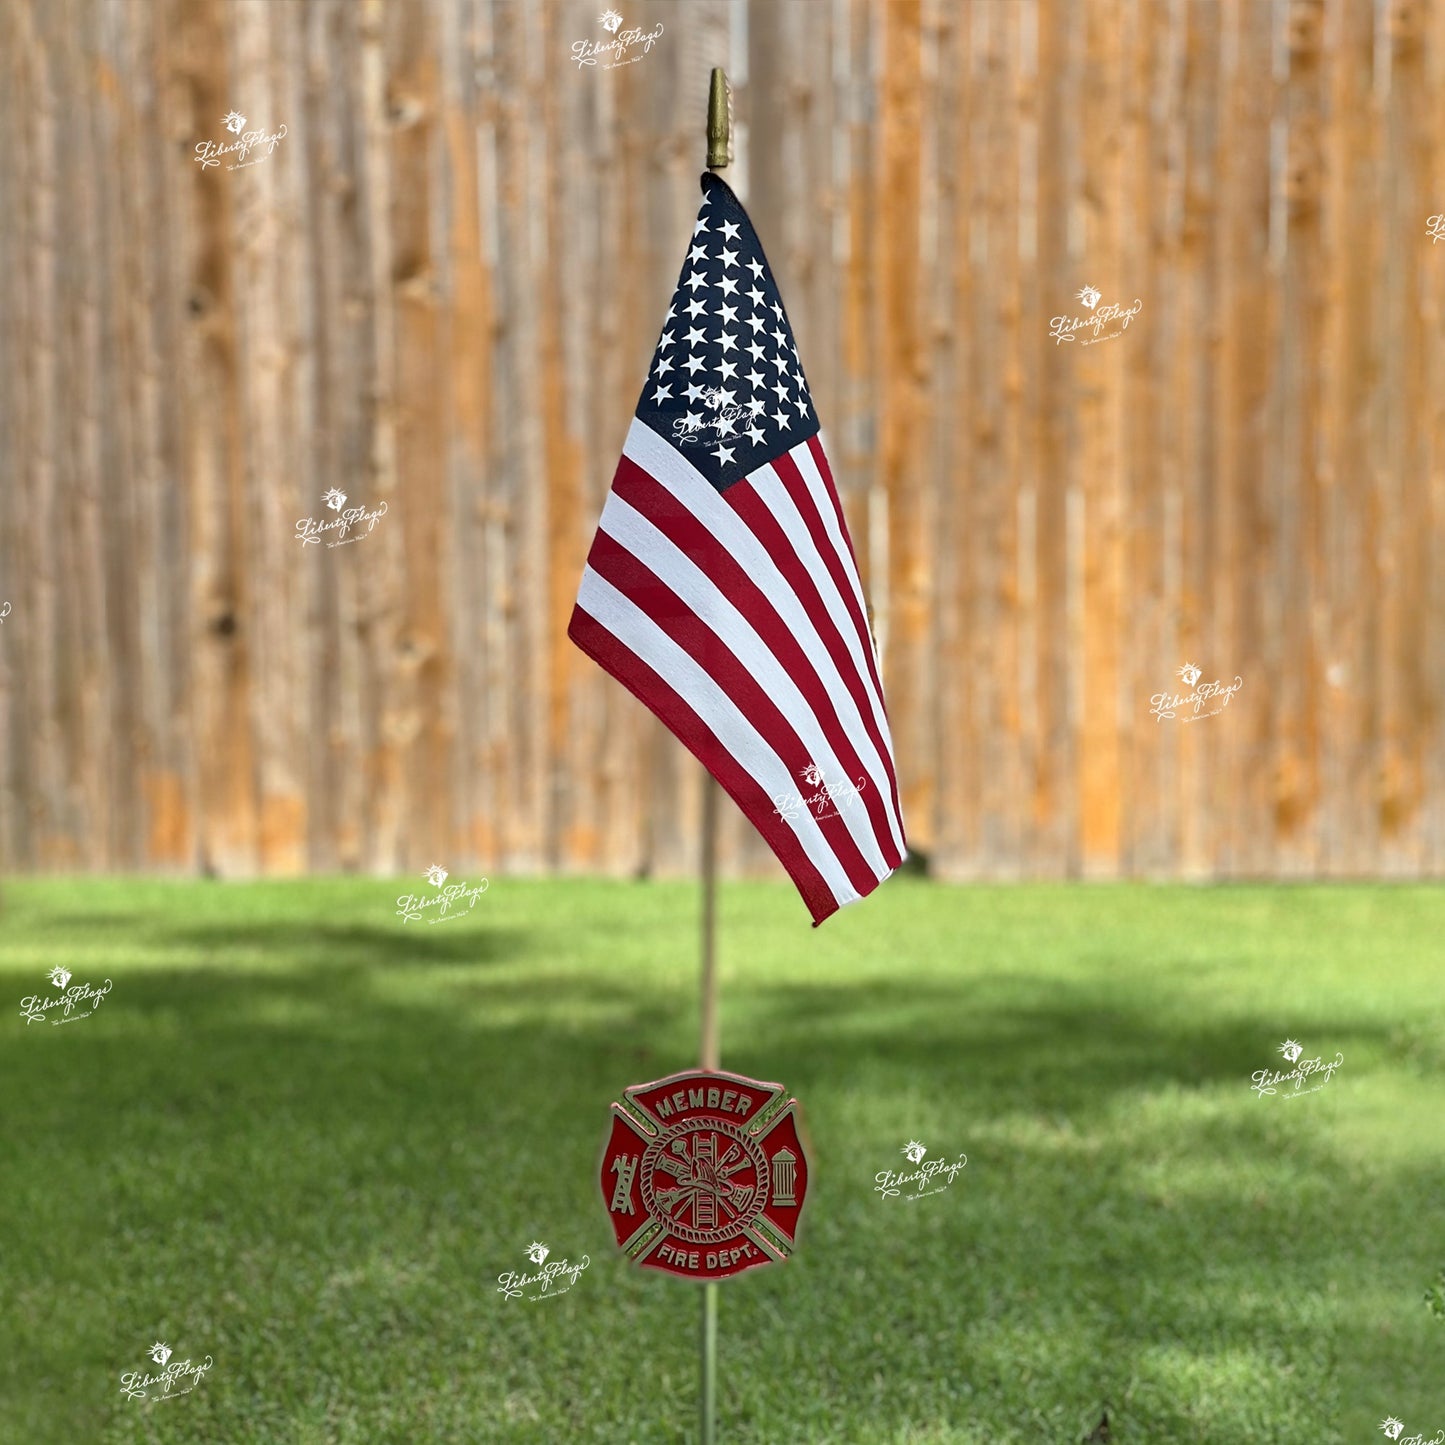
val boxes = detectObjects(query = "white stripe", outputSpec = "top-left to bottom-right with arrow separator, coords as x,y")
778,438 -> 904,828
575,564 -> 864,909
623,421 -> 902,854
596,489 -> 891,878
750,459 -> 906,856
790,438 -> 899,764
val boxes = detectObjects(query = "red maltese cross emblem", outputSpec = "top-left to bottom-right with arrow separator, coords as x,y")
599,1067 -> 809,1281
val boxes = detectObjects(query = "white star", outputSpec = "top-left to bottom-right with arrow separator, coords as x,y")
772,326 -> 788,348
772,408 -> 789,428
684,271 -> 708,293
684,326 -> 707,348
747,396 -> 766,415
770,352 -> 790,372
718,303 -> 739,326
745,368 -> 766,392
681,409 -> 702,431
771,300 -> 784,319
718,332 -> 738,355
718,247 -> 739,270
721,220 -> 741,241
684,296 -> 709,320
712,443 -> 736,465
746,423 -> 765,444
745,312 -> 766,334
688,241 -> 708,264
658,330 -> 676,350
718,357 -> 739,381
684,381 -> 707,403
655,354 -> 675,378
684,355 -> 707,375
772,380 -> 790,403
746,257 -> 764,279
746,286 -> 765,308
693,214 -> 711,237
652,382 -> 673,403
716,413 -> 737,437
746,339 -> 766,364
793,395 -> 810,417
718,275 -> 739,297
714,387 -> 737,409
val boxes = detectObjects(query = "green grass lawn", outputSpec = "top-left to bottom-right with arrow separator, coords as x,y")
2,877 -> 1443,1444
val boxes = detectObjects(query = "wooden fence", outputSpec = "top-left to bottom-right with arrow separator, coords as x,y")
1,0 -> 1443,882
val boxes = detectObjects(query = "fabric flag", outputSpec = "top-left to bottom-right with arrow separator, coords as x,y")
568,173 -> 906,925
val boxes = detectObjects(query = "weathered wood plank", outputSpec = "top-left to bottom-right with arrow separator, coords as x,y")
1426,0 -> 1445,874
1076,0 -> 1126,879
174,0 -> 260,877
1380,0 -> 1430,876
1272,0 -> 1327,879
875,0 -> 932,855
1221,0 -> 1279,880
1032,0 -> 1080,876
1319,0 -> 1378,877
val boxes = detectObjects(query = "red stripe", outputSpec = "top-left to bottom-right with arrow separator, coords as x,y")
804,433 -> 892,725
610,457 -> 903,869
773,442 -> 905,840
724,472 -> 906,868
567,604 -> 845,925
583,529 -> 886,900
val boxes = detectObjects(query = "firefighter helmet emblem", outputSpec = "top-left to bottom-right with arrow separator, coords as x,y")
599,1068 -> 809,1280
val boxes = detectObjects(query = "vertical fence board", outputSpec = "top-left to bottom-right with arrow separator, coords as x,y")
1381,0 -> 1430,876
1076,0 -> 1126,878
875,0 -> 932,853
1033,0 -> 1080,876
1426,0 -> 1445,873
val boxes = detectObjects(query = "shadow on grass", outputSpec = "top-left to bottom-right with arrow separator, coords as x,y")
4,889 -> 1442,1444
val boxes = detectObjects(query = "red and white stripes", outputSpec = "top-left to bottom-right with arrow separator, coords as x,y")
570,420 -> 905,924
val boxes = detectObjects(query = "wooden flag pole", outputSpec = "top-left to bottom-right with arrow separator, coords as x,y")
700,66 -> 732,1445
700,771 -> 721,1075
700,774 -> 719,1445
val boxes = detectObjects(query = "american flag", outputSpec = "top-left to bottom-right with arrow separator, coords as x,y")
568,173 -> 906,925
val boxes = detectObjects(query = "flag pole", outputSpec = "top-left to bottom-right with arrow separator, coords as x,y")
699,771 -> 719,1445
699,65 -> 732,1445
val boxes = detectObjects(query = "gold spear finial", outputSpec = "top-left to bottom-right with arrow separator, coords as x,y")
707,67 -> 732,170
